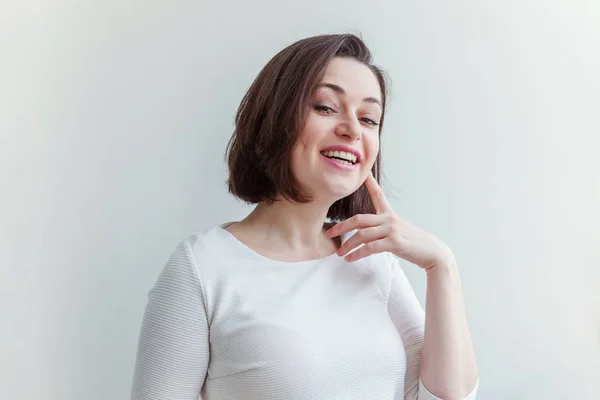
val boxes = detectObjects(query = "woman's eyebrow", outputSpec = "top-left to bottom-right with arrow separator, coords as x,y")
318,82 -> 382,108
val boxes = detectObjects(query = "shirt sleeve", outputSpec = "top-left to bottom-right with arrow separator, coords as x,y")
386,253 -> 478,400
385,252 -> 426,400
419,378 -> 479,400
131,239 -> 210,400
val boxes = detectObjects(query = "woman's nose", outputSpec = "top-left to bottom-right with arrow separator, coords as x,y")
335,118 -> 362,141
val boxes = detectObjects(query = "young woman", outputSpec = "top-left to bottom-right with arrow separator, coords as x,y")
131,33 -> 479,400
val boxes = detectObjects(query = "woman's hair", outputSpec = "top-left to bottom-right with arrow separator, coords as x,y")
225,33 -> 389,221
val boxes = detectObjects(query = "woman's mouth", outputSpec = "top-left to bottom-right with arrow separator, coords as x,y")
319,150 -> 358,165
320,151 -> 360,170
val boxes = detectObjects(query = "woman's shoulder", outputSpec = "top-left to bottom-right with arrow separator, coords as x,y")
170,222 -> 257,279
180,223 -> 232,264
157,225 -> 218,273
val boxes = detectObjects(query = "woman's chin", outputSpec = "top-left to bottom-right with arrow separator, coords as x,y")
304,178 -> 363,202
326,185 -> 360,201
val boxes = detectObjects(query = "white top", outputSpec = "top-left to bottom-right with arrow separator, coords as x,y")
131,223 -> 478,400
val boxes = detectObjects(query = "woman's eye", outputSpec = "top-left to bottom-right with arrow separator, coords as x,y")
361,117 -> 380,126
314,104 -> 379,126
314,104 -> 335,114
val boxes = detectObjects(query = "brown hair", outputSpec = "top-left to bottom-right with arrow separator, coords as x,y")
225,33 -> 390,221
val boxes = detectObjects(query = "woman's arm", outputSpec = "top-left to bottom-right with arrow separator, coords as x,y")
131,239 -> 210,400
420,257 -> 479,399
327,174 -> 478,399
386,254 -> 478,400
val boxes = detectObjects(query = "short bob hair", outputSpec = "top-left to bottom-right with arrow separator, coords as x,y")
225,33 -> 389,222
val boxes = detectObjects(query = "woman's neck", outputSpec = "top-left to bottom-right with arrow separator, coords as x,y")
227,199 -> 341,260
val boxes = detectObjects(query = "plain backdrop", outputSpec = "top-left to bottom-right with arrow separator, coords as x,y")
1,1 -> 599,399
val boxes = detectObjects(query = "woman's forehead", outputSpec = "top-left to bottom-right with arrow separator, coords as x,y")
320,58 -> 382,102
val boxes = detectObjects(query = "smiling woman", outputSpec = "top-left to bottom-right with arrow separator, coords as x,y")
131,33 -> 479,400
224,36 -> 389,220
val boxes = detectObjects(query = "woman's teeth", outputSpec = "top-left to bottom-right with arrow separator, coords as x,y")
320,150 -> 357,164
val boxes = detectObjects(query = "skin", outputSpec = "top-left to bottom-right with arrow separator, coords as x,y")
227,56 -> 479,399
226,56 -> 381,262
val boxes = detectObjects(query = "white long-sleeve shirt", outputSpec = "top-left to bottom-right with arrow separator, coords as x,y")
131,223 -> 478,400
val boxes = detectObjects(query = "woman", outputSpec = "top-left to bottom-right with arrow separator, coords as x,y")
131,33 -> 479,400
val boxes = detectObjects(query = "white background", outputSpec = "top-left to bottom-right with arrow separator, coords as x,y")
1,1 -> 599,399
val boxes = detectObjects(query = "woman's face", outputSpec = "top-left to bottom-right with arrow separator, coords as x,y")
290,57 -> 383,202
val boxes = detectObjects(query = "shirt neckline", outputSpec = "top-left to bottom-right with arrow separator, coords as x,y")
214,221 -> 342,266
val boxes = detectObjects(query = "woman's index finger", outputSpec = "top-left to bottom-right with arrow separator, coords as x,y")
364,173 -> 393,214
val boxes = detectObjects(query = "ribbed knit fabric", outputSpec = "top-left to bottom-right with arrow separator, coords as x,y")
131,223 -> 478,400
